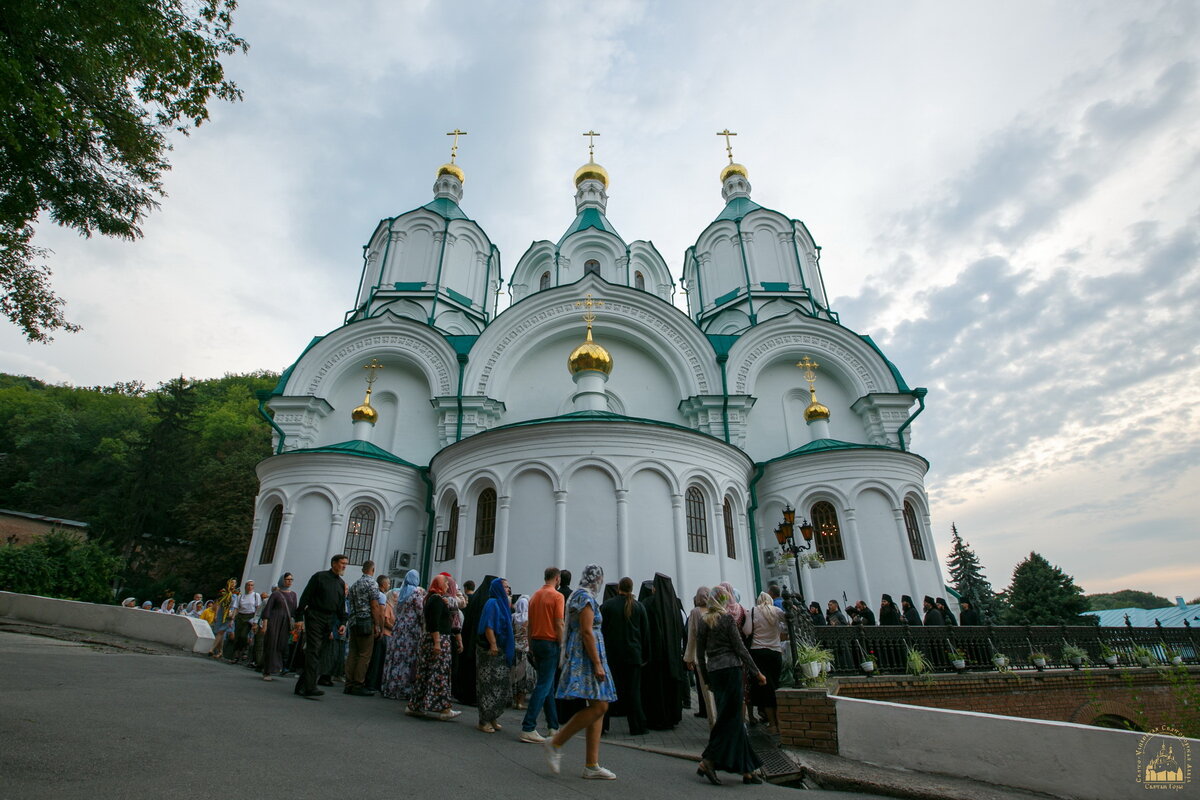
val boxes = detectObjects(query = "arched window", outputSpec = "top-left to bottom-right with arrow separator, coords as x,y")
539,271 -> 551,291
722,498 -> 736,559
686,486 -> 709,554
634,271 -> 645,290
903,501 -> 927,560
436,500 -> 458,562
474,488 -> 497,555
811,501 -> 845,561
344,504 -> 376,566
584,259 -> 600,276
258,505 -> 283,564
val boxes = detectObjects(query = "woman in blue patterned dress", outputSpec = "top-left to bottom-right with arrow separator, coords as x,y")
544,564 -> 618,780
381,569 -> 424,699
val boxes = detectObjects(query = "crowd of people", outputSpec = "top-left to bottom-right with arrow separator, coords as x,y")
171,557 -> 793,784
802,594 -> 979,627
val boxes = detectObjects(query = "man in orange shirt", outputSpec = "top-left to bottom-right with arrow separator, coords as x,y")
520,566 -> 564,743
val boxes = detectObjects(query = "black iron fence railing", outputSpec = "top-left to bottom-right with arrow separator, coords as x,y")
776,593 -> 1199,683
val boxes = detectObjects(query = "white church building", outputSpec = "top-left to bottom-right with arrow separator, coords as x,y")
240,140 -> 947,604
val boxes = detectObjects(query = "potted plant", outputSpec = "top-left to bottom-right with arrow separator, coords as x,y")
795,642 -> 834,679
948,648 -> 967,670
992,651 -> 1010,670
907,648 -> 930,677
1164,647 -> 1183,666
859,652 -> 877,673
1061,643 -> 1089,669
1098,642 -> 1120,667
1132,645 -> 1155,667
1029,651 -> 1049,669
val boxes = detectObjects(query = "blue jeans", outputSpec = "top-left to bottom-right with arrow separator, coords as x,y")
522,639 -> 560,732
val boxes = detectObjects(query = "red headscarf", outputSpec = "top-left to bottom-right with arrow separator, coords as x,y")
428,574 -> 448,595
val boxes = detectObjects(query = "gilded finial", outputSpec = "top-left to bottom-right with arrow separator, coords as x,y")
437,130 -> 468,183
446,129 -> 468,163
717,128 -> 749,183
797,356 -> 830,423
574,130 -> 609,188
352,359 -> 384,424
583,130 -> 601,161
568,294 -> 612,375
575,293 -> 604,342
717,129 -> 738,165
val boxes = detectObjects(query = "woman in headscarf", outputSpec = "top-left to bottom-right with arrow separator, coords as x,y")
258,572 -> 298,681
381,569 -> 424,700
696,585 -> 765,785
208,578 -> 237,659
600,576 -> 650,735
718,582 -> 746,627
544,564 -> 618,780
641,572 -> 686,730
742,592 -> 785,733
406,574 -> 461,721
510,595 -> 535,710
684,585 -> 714,723
475,577 -> 514,733
453,574 -> 497,704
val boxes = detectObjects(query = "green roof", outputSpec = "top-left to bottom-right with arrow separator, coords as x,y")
714,196 -> 763,222
469,409 -> 748,455
421,197 -> 470,221
558,207 -> 621,245
283,439 -> 418,467
765,438 -> 927,468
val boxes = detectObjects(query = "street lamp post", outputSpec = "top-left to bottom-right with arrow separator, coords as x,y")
774,504 -> 814,606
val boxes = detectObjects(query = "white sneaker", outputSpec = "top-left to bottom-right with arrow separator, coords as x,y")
520,729 -> 546,743
548,728 -> 559,738
582,765 -> 617,780
438,709 -> 461,721
544,740 -> 562,774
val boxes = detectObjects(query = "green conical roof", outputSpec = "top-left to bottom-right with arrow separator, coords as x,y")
558,207 -> 621,245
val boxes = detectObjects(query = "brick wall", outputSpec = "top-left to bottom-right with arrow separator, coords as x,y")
777,688 -> 838,753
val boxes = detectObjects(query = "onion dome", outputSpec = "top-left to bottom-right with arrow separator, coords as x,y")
351,400 -> 378,424
720,162 -> 748,182
804,387 -> 830,422
437,162 -> 465,183
567,327 -> 613,375
574,158 -> 609,189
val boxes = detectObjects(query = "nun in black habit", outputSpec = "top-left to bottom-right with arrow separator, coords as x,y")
878,594 -> 903,625
901,594 -> 923,626
640,572 -> 686,731
452,574 -> 496,704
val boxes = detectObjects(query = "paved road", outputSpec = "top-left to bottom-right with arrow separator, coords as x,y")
0,632 -> 891,799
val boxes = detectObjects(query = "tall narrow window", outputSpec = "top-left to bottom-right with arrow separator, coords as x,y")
584,259 -> 600,276
686,486 -> 709,554
722,498 -> 736,559
436,501 -> 459,562
258,505 -> 283,564
903,501 -> 927,560
811,501 -> 845,561
634,271 -> 645,290
474,489 -> 496,555
344,504 -> 376,566
539,271 -> 551,291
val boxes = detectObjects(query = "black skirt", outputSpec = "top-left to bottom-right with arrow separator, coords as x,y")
748,649 -> 782,708
702,666 -> 763,774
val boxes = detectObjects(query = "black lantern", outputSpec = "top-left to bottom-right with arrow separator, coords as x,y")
775,504 -> 812,604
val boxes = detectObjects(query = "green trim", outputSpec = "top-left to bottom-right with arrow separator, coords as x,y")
282,439 -> 420,467
787,220 -> 811,292
255,392 -> 287,455
713,287 -> 740,306
454,353 -> 468,442
443,335 -> 477,356
746,462 -> 766,595
716,354 -> 730,444
688,247 -> 706,315
393,281 -> 426,291
857,335 -> 910,392
426,218 -> 452,326
557,207 -> 622,246
705,334 -> 739,356
759,281 -> 790,292
734,218 -> 756,324
272,335 -> 326,395
764,438 -> 930,469
446,287 -> 473,308
421,197 -> 470,221
895,388 -> 927,452
419,467 -> 436,585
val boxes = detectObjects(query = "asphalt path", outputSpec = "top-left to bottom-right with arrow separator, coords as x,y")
0,632 -> 892,799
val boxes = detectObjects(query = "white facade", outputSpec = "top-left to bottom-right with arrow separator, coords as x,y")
241,157 -> 947,605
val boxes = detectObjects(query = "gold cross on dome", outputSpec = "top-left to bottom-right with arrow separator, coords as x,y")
363,358 -> 384,390
582,130 -> 601,160
445,129 -> 468,163
717,129 -> 737,164
575,293 -> 604,332
796,356 -> 819,389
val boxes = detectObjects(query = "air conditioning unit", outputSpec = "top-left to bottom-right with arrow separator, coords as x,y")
398,552 -> 415,569
390,550 -> 416,572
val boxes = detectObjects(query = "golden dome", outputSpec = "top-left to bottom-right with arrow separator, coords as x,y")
574,160 -> 609,188
721,162 -> 749,182
351,402 -> 378,424
437,162 -> 465,183
804,388 -> 829,422
568,329 -> 613,375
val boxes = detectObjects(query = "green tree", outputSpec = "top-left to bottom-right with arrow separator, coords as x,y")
945,523 -> 1002,622
1086,590 -> 1171,611
0,529 -> 122,603
0,0 -> 248,341
1003,551 -> 1092,625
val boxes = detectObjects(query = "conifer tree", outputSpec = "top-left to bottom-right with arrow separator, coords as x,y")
945,523 -> 1000,621
1003,551 -> 1092,625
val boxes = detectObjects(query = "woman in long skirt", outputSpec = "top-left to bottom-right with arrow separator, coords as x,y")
544,564 -> 619,780
259,573 -> 297,680
510,595 -> 535,709
406,575 -> 461,720
475,577 -> 513,733
696,585 -> 765,785
381,570 -> 424,699
742,591 -> 784,733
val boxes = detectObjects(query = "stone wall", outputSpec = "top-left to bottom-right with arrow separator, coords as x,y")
776,688 -> 838,753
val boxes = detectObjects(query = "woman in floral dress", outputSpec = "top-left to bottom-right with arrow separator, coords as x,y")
381,569 -> 424,699
406,574 -> 460,720
544,564 -> 618,780
510,595 -> 535,709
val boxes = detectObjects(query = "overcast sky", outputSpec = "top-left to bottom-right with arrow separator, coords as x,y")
3,1 -> 1196,602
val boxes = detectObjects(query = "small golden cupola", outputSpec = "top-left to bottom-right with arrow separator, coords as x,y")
798,356 -> 831,422
351,359 -> 384,429
437,128 -> 467,183
716,128 -> 752,201
567,294 -> 613,375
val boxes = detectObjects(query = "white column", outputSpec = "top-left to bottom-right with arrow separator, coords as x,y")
807,418 -> 831,441
495,495 -> 511,577
671,493 -> 688,593
453,504 -> 468,583
325,513 -> 345,564
712,499 -> 728,585
924,509 -> 948,595
554,491 -> 568,567
800,561 -> 814,603
894,508 -> 922,604
615,489 -> 630,578
273,510 -> 296,571
571,371 -> 610,411
841,508 -> 871,605
373,518 -> 393,571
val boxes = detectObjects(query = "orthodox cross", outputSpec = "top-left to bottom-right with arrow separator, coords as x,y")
363,358 -> 384,400
582,130 -> 601,160
575,293 -> 604,339
445,129 -> 468,163
717,128 -> 738,164
797,355 -> 820,391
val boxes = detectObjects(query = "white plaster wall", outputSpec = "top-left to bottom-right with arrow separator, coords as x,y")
855,487 -> 913,605
506,469 -> 556,569
565,466 -> 619,581
627,468 -> 677,581
746,356 -> 862,460
276,492 -> 331,584
320,358 -> 439,463
834,695 -> 1185,800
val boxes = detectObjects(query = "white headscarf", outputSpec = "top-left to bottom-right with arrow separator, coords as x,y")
513,595 -> 530,625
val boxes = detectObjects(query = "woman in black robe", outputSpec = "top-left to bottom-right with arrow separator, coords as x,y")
640,572 -> 686,730
452,573 -> 496,704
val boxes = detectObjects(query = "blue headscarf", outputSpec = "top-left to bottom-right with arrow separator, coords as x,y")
477,577 -> 514,665
395,569 -> 420,606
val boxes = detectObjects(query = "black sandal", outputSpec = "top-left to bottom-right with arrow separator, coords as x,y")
698,761 -> 722,785
743,772 -> 763,784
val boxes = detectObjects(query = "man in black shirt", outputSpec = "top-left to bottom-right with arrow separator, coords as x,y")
294,554 -> 349,698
